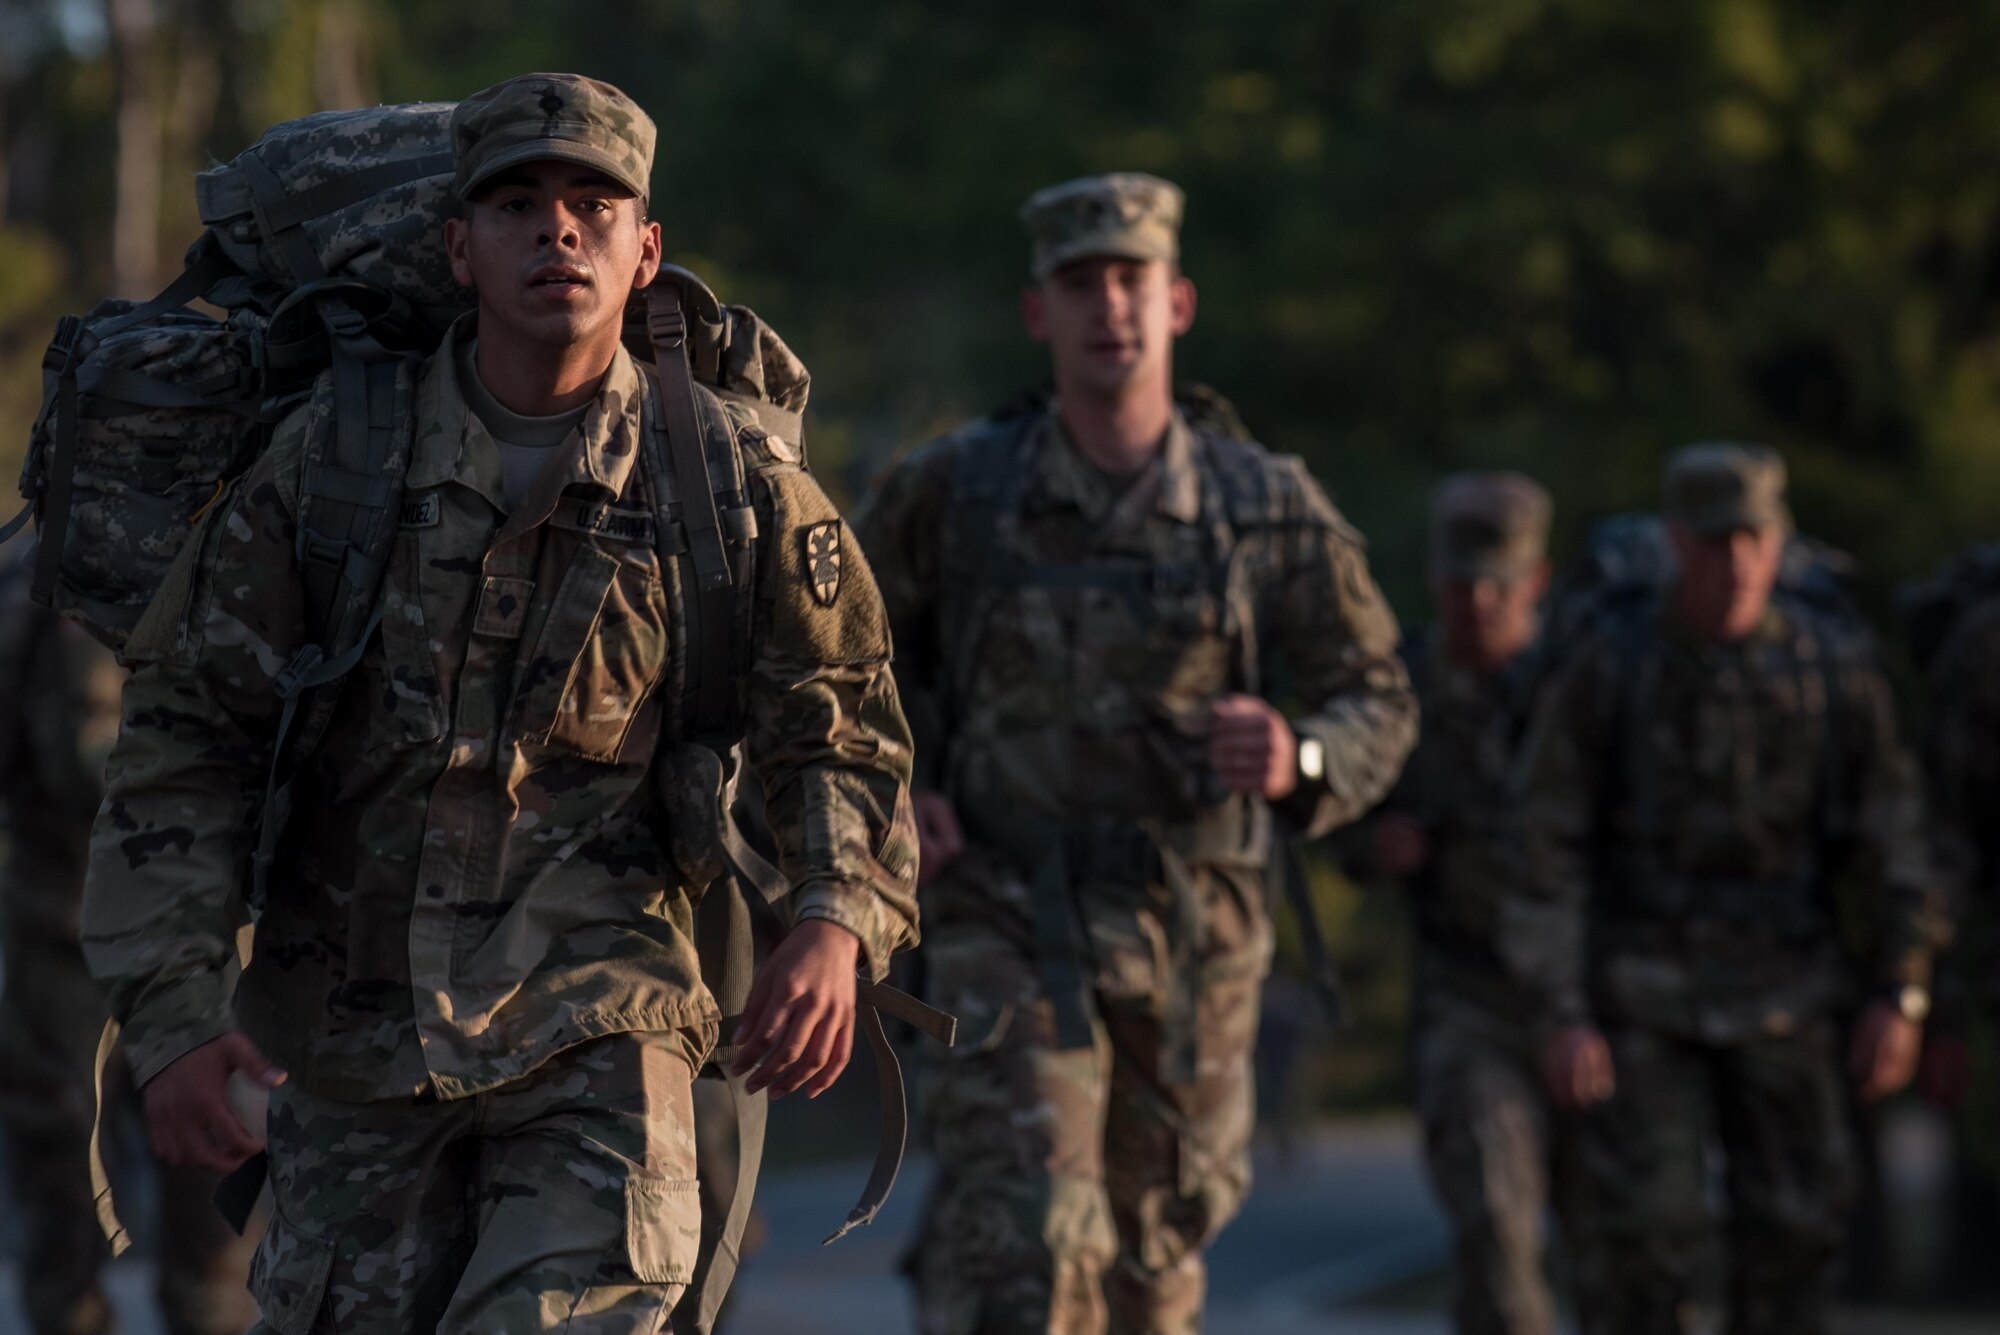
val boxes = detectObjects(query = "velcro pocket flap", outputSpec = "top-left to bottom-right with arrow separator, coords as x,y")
625,1176 -> 702,1285
247,1207 -> 334,1335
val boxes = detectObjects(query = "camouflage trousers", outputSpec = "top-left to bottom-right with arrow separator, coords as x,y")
249,1025 -> 711,1334
909,882 -> 1268,1335
1413,992 -> 1585,1335
0,913 -> 257,1335
1574,1018 -> 1857,1335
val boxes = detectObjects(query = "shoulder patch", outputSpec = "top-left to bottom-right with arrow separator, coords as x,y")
802,520 -> 842,606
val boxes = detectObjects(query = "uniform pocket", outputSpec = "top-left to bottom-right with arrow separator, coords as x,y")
519,548 -> 670,763
624,1175 -> 702,1285
247,1206 -> 334,1335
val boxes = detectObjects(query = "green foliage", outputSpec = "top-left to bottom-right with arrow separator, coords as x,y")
12,0 -> 2000,1109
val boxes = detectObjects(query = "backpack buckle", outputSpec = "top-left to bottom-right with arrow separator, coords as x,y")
272,643 -> 326,702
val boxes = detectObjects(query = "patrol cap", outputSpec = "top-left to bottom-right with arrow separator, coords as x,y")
1429,471 -> 1552,582
1020,172 -> 1184,281
1663,442 -> 1791,537
451,72 -> 655,205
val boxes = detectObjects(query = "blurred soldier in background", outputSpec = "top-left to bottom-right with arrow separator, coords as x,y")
0,549 -> 258,1335
1513,443 -> 1947,1335
1366,473 -> 1582,1335
1900,546 -> 2000,1298
857,172 -> 1416,1334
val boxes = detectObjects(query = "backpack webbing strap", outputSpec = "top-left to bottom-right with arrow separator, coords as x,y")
0,504 -> 28,544
233,151 -> 330,285
254,152 -> 454,234
645,288 -> 744,747
93,240 -> 242,341
938,414 -> 1036,720
88,1019 -> 132,1258
1272,832 -> 1347,1025
29,322 -> 83,610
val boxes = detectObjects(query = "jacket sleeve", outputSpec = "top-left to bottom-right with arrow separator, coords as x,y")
1836,642 -> 1949,994
1505,635 -> 1610,1033
742,451 -> 920,982
1265,462 -> 1418,837
82,409 -> 316,1085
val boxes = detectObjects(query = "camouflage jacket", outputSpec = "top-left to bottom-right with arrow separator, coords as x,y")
1917,594 -> 2000,1016
0,562 -> 126,941
83,319 -> 919,1100
1378,632 -> 1542,1023
1512,597 -> 1944,1044
854,404 -> 1414,991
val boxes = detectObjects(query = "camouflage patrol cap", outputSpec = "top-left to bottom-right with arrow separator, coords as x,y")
451,72 -> 655,204
1663,442 -> 1792,536
1429,471 -> 1553,581
1020,173 -> 1184,280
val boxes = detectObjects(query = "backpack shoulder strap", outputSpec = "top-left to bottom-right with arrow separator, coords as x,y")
250,348 -> 417,901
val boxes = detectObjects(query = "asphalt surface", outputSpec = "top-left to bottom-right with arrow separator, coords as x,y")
3,1116 -> 1993,1334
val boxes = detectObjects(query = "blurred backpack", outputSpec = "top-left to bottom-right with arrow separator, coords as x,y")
1897,543 -> 2000,674
1539,511 -> 1864,663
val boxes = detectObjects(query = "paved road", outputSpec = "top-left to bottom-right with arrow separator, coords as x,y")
3,1117 -> 1992,1335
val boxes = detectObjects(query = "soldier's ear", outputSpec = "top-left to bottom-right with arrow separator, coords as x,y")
1021,287 -> 1049,342
1169,273 -> 1197,337
444,216 -> 475,290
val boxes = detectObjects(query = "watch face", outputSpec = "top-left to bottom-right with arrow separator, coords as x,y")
1897,985 -> 1931,1023
1299,737 -> 1325,781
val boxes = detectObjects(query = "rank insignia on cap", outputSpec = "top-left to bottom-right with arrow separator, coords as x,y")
803,521 -> 842,607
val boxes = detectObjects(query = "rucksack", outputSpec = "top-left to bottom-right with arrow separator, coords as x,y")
1539,511 -> 1865,661
1898,543 -> 2000,675
12,102 -> 944,1330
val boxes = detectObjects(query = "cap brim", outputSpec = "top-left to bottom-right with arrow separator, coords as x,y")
1033,231 -> 1176,280
1682,504 -> 1791,538
1433,553 -> 1542,583
458,140 -> 649,203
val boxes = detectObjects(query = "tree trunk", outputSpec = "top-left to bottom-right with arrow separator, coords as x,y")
107,0 -> 162,296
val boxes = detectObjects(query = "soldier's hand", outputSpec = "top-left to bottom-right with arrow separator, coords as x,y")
1208,695 -> 1297,799
913,791 -> 965,884
1849,1001 -> 1922,1103
1372,813 -> 1429,878
142,1032 -> 285,1173
732,918 -> 860,1100
1540,1024 -> 1615,1110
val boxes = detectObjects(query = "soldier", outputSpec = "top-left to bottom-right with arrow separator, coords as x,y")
82,73 -> 918,1332
1902,550 -> 2000,1294
0,551 -> 258,1335
1363,473 -> 1579,1335
1514,443 -> 1946,1335
855,172 -> 1417,1334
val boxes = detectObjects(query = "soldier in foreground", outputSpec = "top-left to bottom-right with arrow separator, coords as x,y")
856,173 -> 1416,1334
1365,474 -> 1581,1335
1514,444 -> 1946,1334
83,73 -> 917,1330
1,553 -> 257,1335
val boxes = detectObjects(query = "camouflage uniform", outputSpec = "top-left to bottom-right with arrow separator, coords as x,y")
1511,445 -> 1945,1335
855,174 -> 1416,1335
1375,475 -> 1581,1335
0,555 -> 258,1335
84,75 -> 918,1334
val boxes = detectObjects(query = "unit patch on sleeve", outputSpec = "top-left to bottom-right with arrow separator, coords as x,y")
802,521 -> 842,607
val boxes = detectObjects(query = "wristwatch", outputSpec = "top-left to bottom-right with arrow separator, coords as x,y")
1889,983 -> 1931,1024
1296,734 -> 1325,786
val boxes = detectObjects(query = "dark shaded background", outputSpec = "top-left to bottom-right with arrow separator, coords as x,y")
4,0 -> 1998,1173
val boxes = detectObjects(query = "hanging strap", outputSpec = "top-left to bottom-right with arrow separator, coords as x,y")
87,1019 -> 132,1257
669,744 -> 952,1335
1272,832 -> 1347,1025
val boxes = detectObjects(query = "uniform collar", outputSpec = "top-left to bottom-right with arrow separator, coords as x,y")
406,314 -> 648,512
1024,402 -> 1202,525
